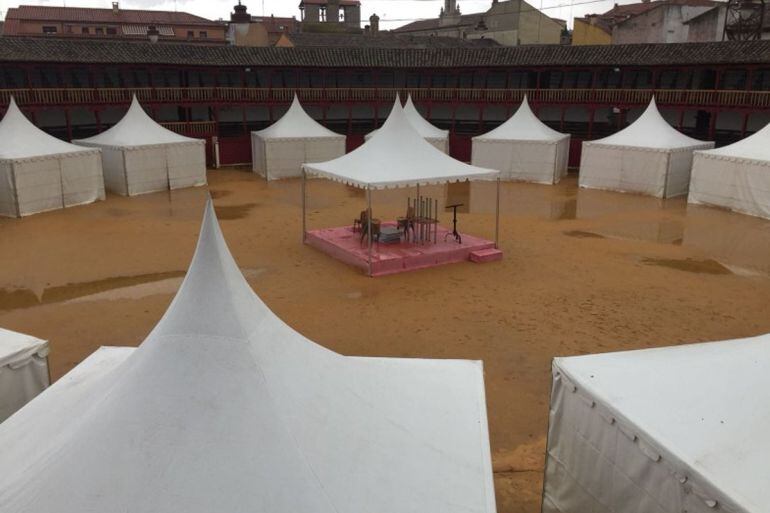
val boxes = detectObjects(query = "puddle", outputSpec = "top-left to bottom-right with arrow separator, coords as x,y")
564,230 -> 605,239
642,257 -> 732,275
209,190 -> 232,199
556,198 -> 577,221
0,271 -> 185,311
214,203 -> 258,220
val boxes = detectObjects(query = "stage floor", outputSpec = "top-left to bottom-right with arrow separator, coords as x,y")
306,222 -> 500,276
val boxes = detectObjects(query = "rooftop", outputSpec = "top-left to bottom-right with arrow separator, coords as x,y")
0,37 -> 768,68
4,5 -> 222,28
278,32 -> 500,49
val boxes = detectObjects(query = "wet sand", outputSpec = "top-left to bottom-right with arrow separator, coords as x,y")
2,168 -> 770,513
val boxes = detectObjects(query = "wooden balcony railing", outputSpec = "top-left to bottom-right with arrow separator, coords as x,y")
2,87 -> 770,109
160,121 -> 217,136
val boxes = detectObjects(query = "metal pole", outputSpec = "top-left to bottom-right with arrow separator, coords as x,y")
367,186 -> 373,276
301,169 -> 307,243
495,177 -> 501,249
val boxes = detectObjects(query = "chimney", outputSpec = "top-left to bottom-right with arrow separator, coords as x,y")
147,25 -> 159,43
369,13 -> 380,34
327,0 -> 340,23
112,2 -> 119,14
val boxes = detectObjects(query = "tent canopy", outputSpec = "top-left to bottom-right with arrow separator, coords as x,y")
474,96 -> 568,142
367,95 -> 448,141
588,97 -> 710,149
0,200 -> 495,513
699,122 -> 770,161
555,334 -> 770,513
304,97 -> 498,189
0,327 -> 48,370
76,95 -> 200,148
0,98 -> 95,160
254,95 -> 343,140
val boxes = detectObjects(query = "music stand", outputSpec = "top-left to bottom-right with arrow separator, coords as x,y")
444,203 -> 464,244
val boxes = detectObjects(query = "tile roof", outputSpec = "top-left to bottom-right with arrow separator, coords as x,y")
282,32 -> 500,48
300,0 -> 361,6
393,13 -> 485,33
5,5 -> 221,27
0,36 -> 768,68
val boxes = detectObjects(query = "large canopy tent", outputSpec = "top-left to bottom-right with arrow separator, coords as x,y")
251,95 -> 346,180
366,95 -> 450,153
0,98 -> 104,217
303,96 -> 500,275
579,97 -> 713,198
472,95 -> 570,184
543,333 -> 770,513
0,200 -> 496,513
0,327 -> 49,422
75,96 -> 206,196
689,122 -> 770,220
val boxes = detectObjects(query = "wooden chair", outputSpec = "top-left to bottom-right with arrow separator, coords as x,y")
397,205 -> 416,240
352,210 -> 367,232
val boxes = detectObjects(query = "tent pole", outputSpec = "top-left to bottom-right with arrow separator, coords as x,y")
495,177 -> 501,249
367,186 -> 373,277
301,169 -> 307,243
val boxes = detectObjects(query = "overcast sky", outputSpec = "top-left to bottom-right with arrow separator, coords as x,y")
0,0 -> 627,30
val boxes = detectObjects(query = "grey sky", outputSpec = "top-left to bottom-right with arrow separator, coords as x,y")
0,0 -> 626,30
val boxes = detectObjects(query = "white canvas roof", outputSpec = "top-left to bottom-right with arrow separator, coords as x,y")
0,98 -> 96,160
367,95 -> 448,141
304,97 -> 498,188
254,95 -> 343,140
76,96 -> 200,148
474,96 -> 568,142
698,122 -> 770,161
0,200 -> 495,513
588,97 -> 710,149
554,333 -> 770,513
0,327 -> 48,369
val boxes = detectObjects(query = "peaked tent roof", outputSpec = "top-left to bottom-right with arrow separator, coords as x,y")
254,95 -> 343,140
0,327 -> 48,369
0,98 -> 96,160
699,122 -> 770,161
0,200 -> 495,513
367,94 -> 448,140
589,97 -> 711,149
555,333 -> 770,513
76,95 -> 199,147
474,96 -> 568,142
305,96 -> 498,188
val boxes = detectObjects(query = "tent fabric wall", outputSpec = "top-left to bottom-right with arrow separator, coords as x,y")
579,143 -> 712,198
0,328 -> 49,423
689,153 -> 770,220
251,135 -> 346,180
543,334 -> 770,513
472,138 -> 570,184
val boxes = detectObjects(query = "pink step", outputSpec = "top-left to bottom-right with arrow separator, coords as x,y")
469,248 -> 503,263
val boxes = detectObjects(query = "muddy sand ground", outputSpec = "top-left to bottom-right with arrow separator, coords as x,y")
2,168 -> 770,512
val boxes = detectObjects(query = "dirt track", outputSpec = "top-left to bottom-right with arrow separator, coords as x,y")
2,168 -> 770,513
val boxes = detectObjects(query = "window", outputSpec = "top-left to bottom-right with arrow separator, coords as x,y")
200,31 -> 207,38
82,27 -> 90,34
42,26 -> 57,34
187,30 -> 194,38
106,27 -> 117,35
95,27 -> 104,34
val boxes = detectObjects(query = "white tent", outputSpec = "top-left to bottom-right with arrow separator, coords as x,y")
0,98 -> 104,217
75,96 -> 206,196
689,123 -> 770,220
366,95 -> 450,153
579,98 -> 713,198
543,333 -> 770,513
251,96 -> 346,180
472,96 -> 570,184
0,200 -> 496,513
0,327 -> 49,423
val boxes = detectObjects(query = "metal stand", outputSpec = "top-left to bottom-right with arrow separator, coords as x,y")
444,203 -> 463,244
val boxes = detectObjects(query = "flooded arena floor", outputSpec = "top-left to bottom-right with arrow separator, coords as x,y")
2,168 -> 770,513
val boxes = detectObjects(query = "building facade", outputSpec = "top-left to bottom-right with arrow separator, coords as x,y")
0,37 -> 768,167
393,0 -> 564,46
2,3 -> 226,44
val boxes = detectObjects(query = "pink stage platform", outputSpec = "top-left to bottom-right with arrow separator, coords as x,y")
306,222 -> 502,276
